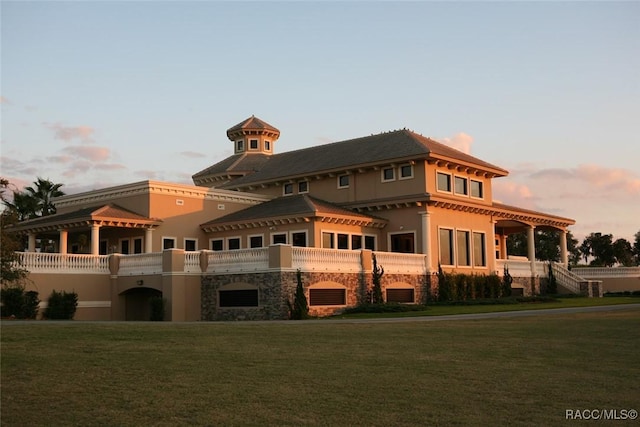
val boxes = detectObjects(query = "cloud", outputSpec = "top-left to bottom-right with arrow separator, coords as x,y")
179,151 -> 206,159
528,164 -> 640,196
61,145 -> 110,162
135,170 -> 159,180
436,132 -> 474,154
94,163 -> 126,171
0,96 -> 10,104
0,156 -> 40,177
46,155 -> 74,164
44,122 -> 95,143
492,180 -> 537,209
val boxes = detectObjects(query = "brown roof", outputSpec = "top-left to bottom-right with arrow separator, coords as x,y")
192,153 -> 271,181
200,194 -> 387,230
217,129 -> 508,190
226,115 -> 280,139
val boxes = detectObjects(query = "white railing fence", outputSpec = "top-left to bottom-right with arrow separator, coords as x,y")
373,251 -> 428,274
118,253 -> 162,275
292,247 -> 362,272
184,251 -> 202,273
571,267 -> 640,278
16,252 -> 110,274
550,262 -> 582,294
206,248 -> 269,273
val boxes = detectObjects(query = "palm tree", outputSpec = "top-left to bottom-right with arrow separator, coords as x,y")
24,177 -> 65,216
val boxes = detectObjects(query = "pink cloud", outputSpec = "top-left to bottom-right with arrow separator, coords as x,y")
46,155 -> 74,164
492,180 -> 537,209
528,164 -> 640,196
0,96 -> 10,104
436,132 -> 474,155
61,146 -> 110,161
44,122 -> 95,143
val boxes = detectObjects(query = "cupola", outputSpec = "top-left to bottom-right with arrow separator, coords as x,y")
226,115 -> 280,155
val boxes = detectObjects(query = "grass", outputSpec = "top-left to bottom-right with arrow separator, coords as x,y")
2,306 -> 639,426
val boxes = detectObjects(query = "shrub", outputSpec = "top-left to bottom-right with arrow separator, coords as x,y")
546,262 -> 558,294
149,296 -> 166,321
0,286 -> 39,319
371,253 -> 384,304
44,290 -> 78,320
287,269 -> 309,320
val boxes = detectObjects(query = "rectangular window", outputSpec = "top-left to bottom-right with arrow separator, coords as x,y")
219,289 -> 258,307
120,239 -> 130,255
364,235 -> 376,250
337,233 -> 349,249
227,237 -> 241,250
272,233 -> 287,245
236,140 -> 244,152
292,232 -> 307,247
351,235 -> 362,250
437,172 -> 451,192
283,183 -> 293,195
99,240 -> 108,255
163,238 -> 176,250
249,235 -> 263,248
382,167 -> 395,182
457,230 -> 471,266
211,239 -> 223,251
470,180 -> 483,198
455,176 -> 468,195
322,232 -> 334,248
439,229 -> 454,266
298,181 -> 309,193
338,175 -> 349,188
265,141 -> 271,151
400,164 -> 413,179
133,238 -> 143,254
249,139 -> 258,150
184,239 -> 197,251
473,232 -> 487,267
309,289 -> 346,306
386,288 -> 415,303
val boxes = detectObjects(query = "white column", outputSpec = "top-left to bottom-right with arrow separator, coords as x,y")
489,220 -> 497,273
560,230 -> 568,267
420,210 -> 432,270
28,233 -> 36,252
91,224 -> 101,255
59,229 -> 68,254
527,225 -> 536,275
501,234 -> 508,260
145,228 -> 153,253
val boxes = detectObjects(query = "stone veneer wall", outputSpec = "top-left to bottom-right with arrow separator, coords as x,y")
201,270 -> 433,320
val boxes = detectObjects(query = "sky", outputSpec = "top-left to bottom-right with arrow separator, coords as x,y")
1,1 -> 639,243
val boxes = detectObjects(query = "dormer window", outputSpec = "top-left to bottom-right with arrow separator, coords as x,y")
265,141 -> 271,151
236,140 -> 244,152
283,183 -> 294,195
249,139 -> 258,150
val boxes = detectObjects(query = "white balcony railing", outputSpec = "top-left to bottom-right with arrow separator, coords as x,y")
373,251 -> 428,274
16,252 -> 110,274
572,267 -> 640,278
118,253 -> 162,275
292,247 -> 362,273
207,248 -> 269,273
184,251 -> 202,273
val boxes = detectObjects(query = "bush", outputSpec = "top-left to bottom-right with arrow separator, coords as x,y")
149,296 -> 166,321
342,303 -> 429,314
287,269 -> 309,320
0,286 -> 39,319
44,290 -> 78,320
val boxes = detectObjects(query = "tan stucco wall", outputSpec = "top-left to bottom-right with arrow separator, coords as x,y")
600,277 -> 640,292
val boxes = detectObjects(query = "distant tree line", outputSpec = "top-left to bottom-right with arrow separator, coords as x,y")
507,229 -> 640,267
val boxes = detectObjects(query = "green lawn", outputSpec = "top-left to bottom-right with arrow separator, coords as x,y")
2,306 -> 639,426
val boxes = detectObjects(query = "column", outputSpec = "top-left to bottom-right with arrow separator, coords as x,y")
527,225 -> 536,276
28,233 -> 36,252
91,223 -> 101,255
59,229 -> 68,254
145,228 -> 153,253
420,210 -> 432,271
501,234 -> 508,259
489,219 -> 497,273
560,230 -> 568,267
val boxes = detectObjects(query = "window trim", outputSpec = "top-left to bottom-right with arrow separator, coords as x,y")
283,182 -> 294,196
438,227 -> 454,266
454,175 -> 469,196
298,181 -> 309,194
249,139 -> 259,150
308,285 -> 347,307
473,231 -> 487,267
162,236 -> 177,250
337,174 -> 350,189
291,230 -> 308,247
456,229 -> 472,268
184,238 -> 198,251
236,140 -> 244,153
264,140 -> 271,151
226,236 -> 241,251
436,171 -> 452,193
381,167 -> 396,182
399,164 -> 414,180
271,232 -> 288,245
470,179 -> 484,199
388,231 -> 417,254
119,238 -> 131,255
210,238 -> 224,251
247,234 -> 264,249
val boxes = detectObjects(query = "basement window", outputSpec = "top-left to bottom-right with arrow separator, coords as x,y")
309,288 -> 346,306
386,288 -> 415,303
219,289 -> 259,307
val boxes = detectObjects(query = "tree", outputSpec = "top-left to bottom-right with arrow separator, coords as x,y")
506,229 -> 579,264
24,177 -> 65,216
371,253 -> 384,304
580,232 -> 616,267
633,231 -> 640,266
0,178 -> 28,286
287,269 -> 309,320
612,238 -> 634,266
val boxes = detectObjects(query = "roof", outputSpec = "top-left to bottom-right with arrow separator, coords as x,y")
217,129 -> 508,189
9,204 -> 162,233
200,194 -> 387,231
226,115 -> 280,140
192,153 -> 272,181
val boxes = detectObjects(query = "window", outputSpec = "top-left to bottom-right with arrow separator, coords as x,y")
322,232 -> 334,248
184,238 -> 197,251
236,140 -> 244,152
471,180 -> 483,198
133,238 -> 143,254
337,233 -> 349,249
473,232 -> 486,267
390,233 -> 415,253
163,237 -> 176,250
210,239 -> 223,251
298,181 -> 309,193
338,175 -> 349,188
457,230 -> 471,266
120,239 -> 130,255
99,240 -> 108,255
265,140 -> 271,151
272,233 -> 287,245
364,235 -> 376,250
309,289 -> 346,306
386,289 -> 414,303
455,176 -> 468,195
227,237 -> 240,250
249,139 -> 258,150
437,172 -> 451,192
219,289 -> 258,307
382,167 -> 395,182
249,235 -> 263,248
400,164 -> 413,179
351,235 -> 362,250
292,232 -> 307,247
283,183 -> 293,195
439,229 -> 454,265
